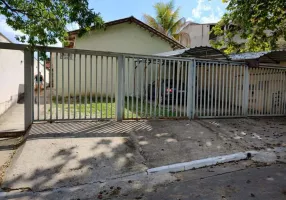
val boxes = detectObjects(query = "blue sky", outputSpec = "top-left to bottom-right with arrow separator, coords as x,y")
0,0 -> 227,44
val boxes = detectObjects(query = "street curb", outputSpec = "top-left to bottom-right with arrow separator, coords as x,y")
147,151 -> 257,174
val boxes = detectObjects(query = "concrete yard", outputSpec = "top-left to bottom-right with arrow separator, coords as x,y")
0,117 -> 285,198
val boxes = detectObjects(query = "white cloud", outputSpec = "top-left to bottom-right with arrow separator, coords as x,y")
201,13 -> 221,23
192,0 -> 211,19
186,17 -> 195,22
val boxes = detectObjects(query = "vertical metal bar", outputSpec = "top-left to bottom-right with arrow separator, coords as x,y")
257,68 -> 262,115
167,60 -> 171,117
171,60 -> 175,116
157,60 -> 162,117
24,50 -> 33,129
275,69 -> 279,115
254,68 -> 259,115
79,54 -> 82,119
232,65 -> 235,116
127,58 -> 130,119
214,63 -> 217,116
282,70 -> 286,115
261,68 -> 265,115
243,65 -> 249,116
200,63 -> 203,116
271,69 -> 274,115
184,61 -> 188,116
280,70 -> 284,115
239,64 -> 243,116
56,53 -> 59,120
221,64 -> 225,116
248,68 -> 252,115
68,53 -> 70,119
269,68 -> 273,115
192,60 -> 196,118
140,60 -> 144,118
154,59 -> 158,118
32,56 -> 34,121
95,56 -> 98,119
218,63 -> 222,116
187,60 -> 194,119
145,59 -> 149,118
90,55 -> 92,118
74,54 -> 76,119
116,55 -> 125,121
106,57 -> 108,119
207,62 -> 211,116
163,60 -> 166,117
179,61 -> 184,117
211,62 -> 214,116
195,62 -> 199,117
203,62 -> 207,116
232,65 -> 238,116
149,58 -> 153,117
62,53 -> 64,119
235,65 -> 238,116
49,52 -> 52,121
136,58 -> 139,119
228,64 -> 232,116
175,60 -> 180,117
264,68 -> 268,115
158,60 -> 162,117
111,57 -> 114,118
44,56 -> 46,120
37,51 -> 40,120
100,56 -> 103,119
132,58 -> 135,119
225,64 -> 229,116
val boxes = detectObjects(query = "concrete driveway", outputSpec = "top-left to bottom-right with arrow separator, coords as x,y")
1,118 -> 286,194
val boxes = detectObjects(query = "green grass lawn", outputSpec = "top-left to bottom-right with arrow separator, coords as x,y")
49,96 -> 177,119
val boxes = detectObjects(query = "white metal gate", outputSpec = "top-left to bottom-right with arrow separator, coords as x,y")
248,67 -> 286,116
0,42 -> 285,129
194,61 -> 247,118
123,56 -> 192,119
34,51 -> 117,121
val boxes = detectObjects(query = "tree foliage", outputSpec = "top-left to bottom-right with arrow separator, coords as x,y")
143,0 -> 190,46
211,0 -> 286,54
0,0 -> 104,47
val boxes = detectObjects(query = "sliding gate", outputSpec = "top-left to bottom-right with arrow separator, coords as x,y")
0,42 -> 285,128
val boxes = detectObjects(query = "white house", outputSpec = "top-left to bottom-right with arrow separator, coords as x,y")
52,16 -> 185,97
0,32 -> 49,116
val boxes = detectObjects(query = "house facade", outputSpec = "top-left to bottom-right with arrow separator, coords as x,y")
52,16 -> 185,97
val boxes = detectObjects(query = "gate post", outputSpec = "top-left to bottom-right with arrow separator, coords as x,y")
243,65 -> 249,116
187,59 -> 196,119
116,55 -> 125,121
24,49 -> 34,130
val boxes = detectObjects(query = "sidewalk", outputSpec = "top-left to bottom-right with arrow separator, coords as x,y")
0,103 -> 24,133
1,117 -> 285,194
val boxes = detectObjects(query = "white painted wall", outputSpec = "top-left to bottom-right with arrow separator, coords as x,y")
0,33 -> 49,116
52,22 -> 175,97
74,23 -> 174,54
0,34 -> 24,115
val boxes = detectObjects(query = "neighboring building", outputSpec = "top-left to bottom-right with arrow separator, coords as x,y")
0,32 -> 49,116
53,16 -> 185,97
179,22 -> 246,48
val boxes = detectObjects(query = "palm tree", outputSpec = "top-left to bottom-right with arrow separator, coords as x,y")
143,0 -> 190,47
